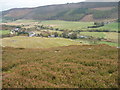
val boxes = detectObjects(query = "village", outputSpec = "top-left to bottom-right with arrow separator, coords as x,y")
10,27 -> 89,39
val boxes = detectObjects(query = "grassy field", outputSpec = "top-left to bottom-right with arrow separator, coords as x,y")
80,32 -> 118,43
98,22 -> 119,32
40,20 -> 94,30
13,19 -> 37,23
98,41 -> 118,47
0,30 -> 10,35
40,20 -> 119,32
1,36 -> 81,48
2,45 -> 118,88
80,32 -> 105,38
5,20 -> 119,32
104,32 -> 118,41
75,38 -> 118,47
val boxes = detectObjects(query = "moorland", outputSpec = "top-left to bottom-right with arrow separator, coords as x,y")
0,2 -> 119,88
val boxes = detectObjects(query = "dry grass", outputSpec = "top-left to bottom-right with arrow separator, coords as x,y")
2,44 -> 119,88
104,32 -> 119,43
80,14 -> 94,22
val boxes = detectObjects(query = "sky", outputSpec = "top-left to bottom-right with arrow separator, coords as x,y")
0,0 -> 85,11
0,0 -> 119,11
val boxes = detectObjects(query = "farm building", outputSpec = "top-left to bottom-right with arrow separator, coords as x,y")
28,32 -> 36,37
10,28 -> 20,34
78,35 -> 88,39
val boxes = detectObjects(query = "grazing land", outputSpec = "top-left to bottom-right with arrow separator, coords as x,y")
2,45 -> 118,88
40,20 -> 94,30
1,20 -> 119,47
3,20 -> 119,32
80,32 -> 105,38
80,32 -> 118,42
98,41 -> 118,47
40,20 -> 119,32
98,22 -> 119,32
0,30 -> 10,35
1,36 -> 81,48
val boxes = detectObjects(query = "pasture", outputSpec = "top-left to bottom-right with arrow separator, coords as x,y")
80,32 -> 105,38
0,30 -> 10,35
1,36 -> 81,48
40,20 -> 119,32
80,32 -> 118,42
98,22 -> 119,32
98,41 -> 118,47
40,20 -> 94,30
4,20 -> 119,32
13,19 -> 37,23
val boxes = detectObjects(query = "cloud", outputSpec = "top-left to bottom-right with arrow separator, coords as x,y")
85,0 -> 119,2
0,0 -> 85,11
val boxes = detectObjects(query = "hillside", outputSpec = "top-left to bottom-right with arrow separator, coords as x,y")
1,2 -> 118,22
2,45 -> 118,88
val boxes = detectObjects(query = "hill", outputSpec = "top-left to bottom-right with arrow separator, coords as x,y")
2,44 -> 118,88
1,2 -> 118,22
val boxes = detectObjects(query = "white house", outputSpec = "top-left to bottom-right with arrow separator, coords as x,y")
10,28 -> 20,34
28,32 -> 36,37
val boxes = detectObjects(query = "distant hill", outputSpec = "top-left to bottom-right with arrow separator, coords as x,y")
1,2 -> 118,22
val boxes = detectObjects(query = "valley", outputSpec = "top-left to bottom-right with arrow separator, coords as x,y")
1,2 -> 119,88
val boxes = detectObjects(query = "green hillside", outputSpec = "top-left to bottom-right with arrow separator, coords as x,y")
92,7 -> 118,19
2,2 -> 118,21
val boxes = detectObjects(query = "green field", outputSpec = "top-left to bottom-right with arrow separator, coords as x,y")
80,32 -> 118,43
98,22 -> 119,32
13,19 -> 37,23
11,20 -> 119,32
1,36 -> 81,48
80,32 -> 105,38
2,20 -> 119,47
0,30 -> 10,35
75,38 -> 118,47
98,41 -> 118,47
40,20 -> 119,32
104,32 -> 119,42
40,20 -> 94,30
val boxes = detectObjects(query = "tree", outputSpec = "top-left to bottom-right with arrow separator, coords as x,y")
69,33 -> 77,39
62,31 -> 69,38
40,31 -> 51,37
117,19 -> 120,22
55,28 -> 59,31
53,32 -> 58,37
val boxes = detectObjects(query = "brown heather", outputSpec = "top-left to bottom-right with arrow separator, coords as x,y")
2,44 -> 119,88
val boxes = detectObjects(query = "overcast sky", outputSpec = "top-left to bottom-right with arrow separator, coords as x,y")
0,0 -> 119,11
